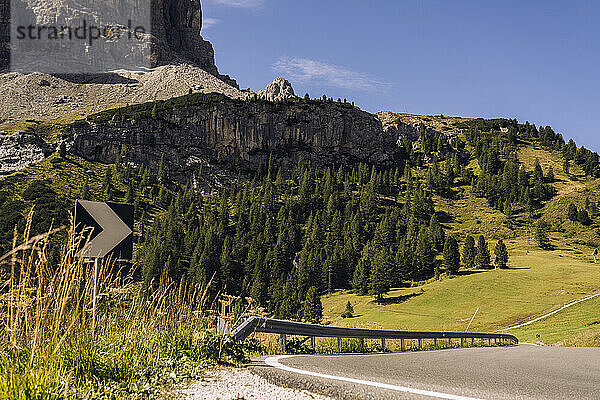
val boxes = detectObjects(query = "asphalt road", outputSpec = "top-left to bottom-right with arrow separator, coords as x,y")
251,345 -> 600,400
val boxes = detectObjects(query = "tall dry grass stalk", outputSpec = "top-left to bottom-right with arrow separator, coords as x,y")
0,214 -> 221,399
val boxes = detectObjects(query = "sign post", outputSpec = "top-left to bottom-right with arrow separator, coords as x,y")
92,258 -> 99,332
74,200 -> 134,332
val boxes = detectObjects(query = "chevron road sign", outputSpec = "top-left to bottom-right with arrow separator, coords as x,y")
74,200 -> 134,261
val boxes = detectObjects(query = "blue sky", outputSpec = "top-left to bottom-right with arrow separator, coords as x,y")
202,0 -> 599,151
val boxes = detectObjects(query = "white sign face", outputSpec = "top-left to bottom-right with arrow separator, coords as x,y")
75,200 -> 133,260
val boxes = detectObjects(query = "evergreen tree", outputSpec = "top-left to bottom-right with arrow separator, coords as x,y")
369,247 -> 392,303
546,166 -> 554,183
80,181 -> 90,200
578,209 -> 592,226
429,214 -> 445,252
476,235 -> 490,268
567,204 -> 579,222
535,221 -> 550,249
443,236 -> 460,274
125,182 -> 134,204
494,239 -> 509,269
102,168 -> 113,201
462,235 -> 476,269
352,244 -> 371,295
341,301 -> 354,318
58,142 -> 67,158
302,286 -> 323,324
563,158 -> 570,174
414,227 -> 435,280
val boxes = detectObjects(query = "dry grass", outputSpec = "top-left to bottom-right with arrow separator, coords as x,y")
0,214 -> 246,399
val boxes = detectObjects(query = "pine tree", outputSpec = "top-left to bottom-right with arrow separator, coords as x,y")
494,239 -> 509,269
578,209 -> 592,226
443,236 -> 461,274
429,214 -> 445,252
546,166 -> 554,183
563,158 -> 570,174
80,181 -> 89,200
125,182 -> 134,204
369,247 -> 391,303
341,301 -> 354,318
568,204 -> 579,221
102,168 -> 113,201
352,245 -> 371,295
462,235 -> 476,269
535,221 -> 551,249
58,142 -> 67,158
414,227 -> 435,280
302,286 -> 323,324
476,235 -> 490,268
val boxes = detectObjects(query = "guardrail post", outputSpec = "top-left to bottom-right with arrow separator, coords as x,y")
460,337 -> 464,347
310,336 -> 316,349
488,338 -> 492,346
418,338 -> 422,349
471,337 -> 474,346
381,338 -> 386,352
434,338 -> 438,347
280,334 -> 286,353
337,337 -> 342,353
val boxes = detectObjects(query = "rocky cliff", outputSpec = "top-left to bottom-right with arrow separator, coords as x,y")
0,132 -> 55,175
0,0 -> 236,85
68,96 -> 399,181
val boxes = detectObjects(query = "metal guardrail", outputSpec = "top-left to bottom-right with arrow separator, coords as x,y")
232,316 -> 519,353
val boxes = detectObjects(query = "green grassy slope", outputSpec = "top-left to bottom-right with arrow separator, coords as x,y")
3,109 -> 600,346
323,112 -> 600,346
323,245 -> 599,333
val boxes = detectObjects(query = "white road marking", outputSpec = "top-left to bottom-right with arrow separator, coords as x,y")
265,355 -> 488,400
499,293 -> 600,331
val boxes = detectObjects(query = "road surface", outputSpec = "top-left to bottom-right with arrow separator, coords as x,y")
251,345 -> 600,400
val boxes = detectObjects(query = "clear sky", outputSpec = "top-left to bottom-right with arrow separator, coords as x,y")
202,0 -> 599,152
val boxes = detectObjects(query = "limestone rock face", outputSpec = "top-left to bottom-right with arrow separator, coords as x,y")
0,132 -> 54,175
258,77 -> 296,102
0,0 -> 236,85
68,100 -> 400,181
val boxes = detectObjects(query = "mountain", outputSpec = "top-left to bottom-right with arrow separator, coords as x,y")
1,0 -> 600,347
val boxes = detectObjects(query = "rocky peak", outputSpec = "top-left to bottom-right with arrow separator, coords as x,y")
258,77 -> 296,102
0,0 -> 237,86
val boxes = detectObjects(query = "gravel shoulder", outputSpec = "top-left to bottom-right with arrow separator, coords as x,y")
180,367 -> 332,400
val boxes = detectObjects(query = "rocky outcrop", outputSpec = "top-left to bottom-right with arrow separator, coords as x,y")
380,118 -> 469,164
0,132 -> 55,175
68,99 -> 400,180
0,0 -> 236,85
258,78 -> 296,102
151,0 -> 236,86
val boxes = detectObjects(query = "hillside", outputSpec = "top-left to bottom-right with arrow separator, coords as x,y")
2,96 -> 600,349
320,112 -> 600,346
1,11 -> 599,346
